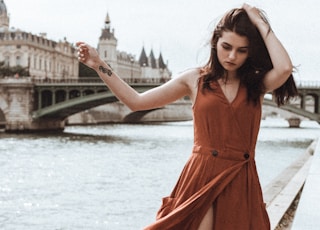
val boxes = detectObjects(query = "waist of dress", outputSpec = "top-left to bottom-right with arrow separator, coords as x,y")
192,145 -> 253,161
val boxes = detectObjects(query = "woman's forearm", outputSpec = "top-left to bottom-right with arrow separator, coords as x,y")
93,61 -> 143,111
256,21 -> 293,77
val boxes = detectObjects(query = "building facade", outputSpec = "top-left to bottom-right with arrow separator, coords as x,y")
0,0 -> 78,80
0,0 -> 171,81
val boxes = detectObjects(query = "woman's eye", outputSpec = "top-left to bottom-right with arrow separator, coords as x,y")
238,49 -> 248,54
222,45 -> 231,50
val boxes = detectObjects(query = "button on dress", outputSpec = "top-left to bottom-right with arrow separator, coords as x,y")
144,78 -> 270,230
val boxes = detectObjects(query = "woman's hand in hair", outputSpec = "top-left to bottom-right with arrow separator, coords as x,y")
242,3 -> 270,28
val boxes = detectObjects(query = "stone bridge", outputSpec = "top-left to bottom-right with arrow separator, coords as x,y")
0,77 -> 319,132
0,77 -> 169,132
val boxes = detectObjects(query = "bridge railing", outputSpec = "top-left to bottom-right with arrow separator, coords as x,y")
3,76 -> 320,88
31,77 -> 171,85
297,80 -> 320,88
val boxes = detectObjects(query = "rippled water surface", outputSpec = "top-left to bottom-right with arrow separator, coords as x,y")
0,119 -> 319,229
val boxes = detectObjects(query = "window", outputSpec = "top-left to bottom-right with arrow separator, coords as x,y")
16,56 -> 21,66
4,56 -> 9,66
34,56 -> 37,69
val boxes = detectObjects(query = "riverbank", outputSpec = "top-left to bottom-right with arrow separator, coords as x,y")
265,140 -> 317,229
275,189 -> 302,229
291,135 -> 320,229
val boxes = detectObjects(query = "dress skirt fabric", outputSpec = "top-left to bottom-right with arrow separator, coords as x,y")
144,78 -> 270,230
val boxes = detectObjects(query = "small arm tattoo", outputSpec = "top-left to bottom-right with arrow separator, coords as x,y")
99,65 -> 113,77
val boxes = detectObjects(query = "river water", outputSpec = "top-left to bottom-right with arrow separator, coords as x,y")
0,119 -> 319,230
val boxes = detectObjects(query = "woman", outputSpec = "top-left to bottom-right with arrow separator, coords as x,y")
77,3 -> 297,230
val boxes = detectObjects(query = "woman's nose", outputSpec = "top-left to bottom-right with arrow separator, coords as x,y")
228,50 -> 236,60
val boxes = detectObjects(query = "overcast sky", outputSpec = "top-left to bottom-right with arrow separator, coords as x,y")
5,0 -> 320,81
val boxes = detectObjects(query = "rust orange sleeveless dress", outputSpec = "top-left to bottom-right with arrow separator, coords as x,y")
144,78 -> 270,230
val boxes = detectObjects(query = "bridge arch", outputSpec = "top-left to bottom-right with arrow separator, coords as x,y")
123,108 -> 161,123
32,83 -> 161,120
32,91 -> 118,119
263,98 -> 320,123
35,87 -> 110,111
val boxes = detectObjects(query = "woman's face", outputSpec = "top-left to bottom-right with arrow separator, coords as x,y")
216,31 -> 249,74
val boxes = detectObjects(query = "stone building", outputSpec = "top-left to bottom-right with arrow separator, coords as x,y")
0,0 -> 171,81
0,0 -> 78,80
97,13 -> 171,81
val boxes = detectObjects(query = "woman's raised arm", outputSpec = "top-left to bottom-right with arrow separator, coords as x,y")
76,42 -> 192,111
243,3 -> 293,93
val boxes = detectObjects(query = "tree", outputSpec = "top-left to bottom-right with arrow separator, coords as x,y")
0,62 -> 30,78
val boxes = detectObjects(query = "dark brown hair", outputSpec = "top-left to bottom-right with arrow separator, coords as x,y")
201,8 -> 298,106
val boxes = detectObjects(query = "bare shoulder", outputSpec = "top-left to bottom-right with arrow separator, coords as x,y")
175,67 -> 202,92
165,68 -> 200,101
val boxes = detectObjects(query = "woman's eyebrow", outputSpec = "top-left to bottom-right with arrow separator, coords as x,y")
222,42 -> 249,49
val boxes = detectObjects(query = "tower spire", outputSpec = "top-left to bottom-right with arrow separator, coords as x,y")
105,12 -> 111,29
